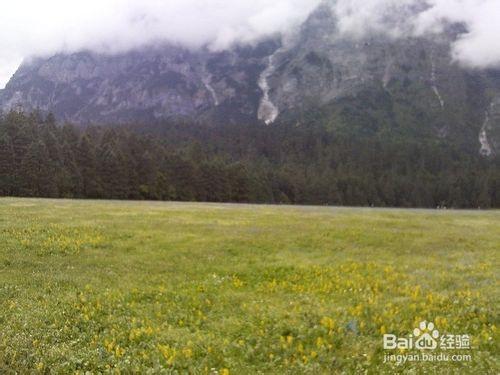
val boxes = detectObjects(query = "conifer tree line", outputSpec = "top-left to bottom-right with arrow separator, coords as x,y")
0,110 -> 499,208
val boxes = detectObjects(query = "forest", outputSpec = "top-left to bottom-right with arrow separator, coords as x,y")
0,110 -> 499,208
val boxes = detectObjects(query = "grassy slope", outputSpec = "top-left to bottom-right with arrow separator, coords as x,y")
0,198 -> 498,373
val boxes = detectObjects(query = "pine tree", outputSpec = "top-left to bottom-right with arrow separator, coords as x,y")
0,134 -> 15,195
75,134 -> 102,198
137,150 -> 158,199
19,140 -> 58,197
98,144 -> 129,199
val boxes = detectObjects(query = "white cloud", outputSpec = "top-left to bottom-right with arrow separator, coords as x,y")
331,0 -> 500,69
333,0 -> 419,38
415,0 -> 500,68
0,0 -> 499,88
0,56 -> 22,89
0,0 -> 321,88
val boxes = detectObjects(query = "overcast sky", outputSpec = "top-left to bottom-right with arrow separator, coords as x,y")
333,0 -> 500,68
0,0 -> 499,88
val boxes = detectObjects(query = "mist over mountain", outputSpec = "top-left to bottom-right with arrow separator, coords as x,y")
1,0 -> 499,83
0,0 -> 322,87
1,1 -> 499,158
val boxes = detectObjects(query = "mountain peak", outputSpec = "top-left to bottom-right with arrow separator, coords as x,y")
0,9 -> 499,156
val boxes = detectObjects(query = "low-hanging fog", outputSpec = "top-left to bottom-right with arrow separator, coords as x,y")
0,0 -> 499,88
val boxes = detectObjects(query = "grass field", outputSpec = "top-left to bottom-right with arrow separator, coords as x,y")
0,198 -> 498,373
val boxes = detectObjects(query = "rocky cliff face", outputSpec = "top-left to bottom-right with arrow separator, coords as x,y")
0,43 -> 277,125
265,4 -> 500,156
1,2 -> 499,156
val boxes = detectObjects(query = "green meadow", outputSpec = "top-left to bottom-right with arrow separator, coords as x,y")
0,198 -> 498,373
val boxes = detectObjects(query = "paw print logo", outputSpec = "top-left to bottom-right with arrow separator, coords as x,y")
414,321 -> 439,350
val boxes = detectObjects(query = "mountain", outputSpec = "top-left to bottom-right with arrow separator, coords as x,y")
0,43 -> 275,125
1,3 -> 499,157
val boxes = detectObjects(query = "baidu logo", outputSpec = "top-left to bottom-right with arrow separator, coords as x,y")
383,320 -> 470,351
414,321 -> 440,350
382,320 -> 472,365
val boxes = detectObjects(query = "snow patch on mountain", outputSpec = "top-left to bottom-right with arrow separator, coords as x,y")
382,60 -> 392,89
258,49 -> 283,125
479,110 -> 492,157
202,66 -> 219,106
431,53 -> 444,109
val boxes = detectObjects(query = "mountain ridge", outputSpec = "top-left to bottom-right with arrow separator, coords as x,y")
1,3 -> 499,157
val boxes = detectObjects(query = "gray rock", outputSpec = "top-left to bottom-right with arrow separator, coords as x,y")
0,2 -> 499,156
